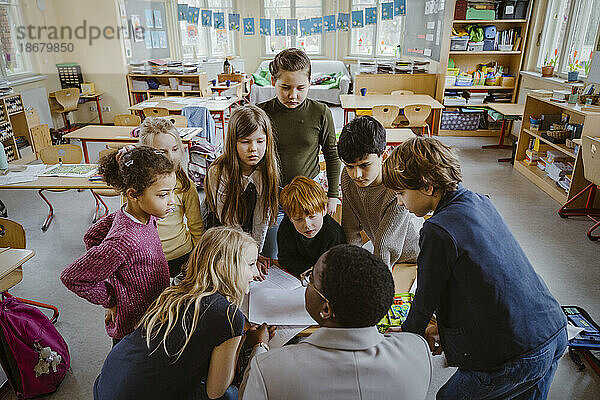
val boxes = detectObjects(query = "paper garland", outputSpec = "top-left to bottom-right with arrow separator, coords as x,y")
213,12 -> 224,29
275,19 -> 286,36
229,13 -> 240,31
201,10 -> 212,27
260,18 -> 271,36
243,17 -> 254,35
351,10 -> 364,28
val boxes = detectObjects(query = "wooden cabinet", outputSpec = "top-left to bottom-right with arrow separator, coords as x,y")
514,94 -> 600,208
0,93 -> 30,162
126,73 -> 209,106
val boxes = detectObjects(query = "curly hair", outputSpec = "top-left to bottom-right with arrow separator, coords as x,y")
382,137 -> 462,194
320,244 -> 394,328
269,48 -> 311,80
98,146 -> 175,196
337,116 -> 386,164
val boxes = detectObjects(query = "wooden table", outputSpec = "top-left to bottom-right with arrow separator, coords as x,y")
485,103 -> 525,163
0,247 -> 35,292
340,94 -> 445,124
0,174 -> 110,190
63,125 -> 202,163
210,81 -> 242,94
387,128 -> 416,145
129,96 -> 238,132
49,91 -> 105,124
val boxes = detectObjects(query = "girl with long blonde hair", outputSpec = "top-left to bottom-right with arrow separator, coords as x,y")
204,105 -> 280,276
93,227 -> 264,400
138,117 -> 204,278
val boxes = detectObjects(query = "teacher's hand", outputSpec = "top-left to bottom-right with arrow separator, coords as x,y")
245,323 -> 275,347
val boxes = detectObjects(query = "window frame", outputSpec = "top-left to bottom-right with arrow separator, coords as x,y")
0,0 -> 33,79
177,0 -> 239,60
536,0 -> 600,79
261,0 -> 325,57
348,0 -> 404,58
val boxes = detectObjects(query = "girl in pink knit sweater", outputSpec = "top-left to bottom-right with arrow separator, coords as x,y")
61,146 -> 175,345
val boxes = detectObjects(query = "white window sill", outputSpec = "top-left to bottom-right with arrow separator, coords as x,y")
520,71 -> 585,88
7,73 -> 48,87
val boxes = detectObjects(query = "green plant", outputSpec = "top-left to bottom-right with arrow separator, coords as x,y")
581,52 -> 593,76
568,50 -> 579,72
544,48 -> 559,67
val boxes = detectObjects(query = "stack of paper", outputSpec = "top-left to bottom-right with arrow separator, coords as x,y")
0,164 -> 47,185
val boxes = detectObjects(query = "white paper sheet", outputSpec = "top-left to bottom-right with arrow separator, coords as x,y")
269,325 -> 308,348
255,266 -> 301,290
249,286 -> 316,325
141,101 -> 159,107
0,164 -> 48,185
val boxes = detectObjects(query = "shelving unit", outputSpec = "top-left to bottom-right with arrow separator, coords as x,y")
0,93 -> 30,162
514,94 -> 600,207
126,73 -> 209,106
436,3 -> 535,137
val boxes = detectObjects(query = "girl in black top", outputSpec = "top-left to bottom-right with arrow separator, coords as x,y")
93,227 -> 262,400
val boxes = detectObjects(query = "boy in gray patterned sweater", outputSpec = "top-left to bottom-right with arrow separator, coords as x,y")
337,116 -> 423,269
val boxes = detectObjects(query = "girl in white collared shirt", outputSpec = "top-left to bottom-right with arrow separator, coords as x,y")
204,105 -> 280,262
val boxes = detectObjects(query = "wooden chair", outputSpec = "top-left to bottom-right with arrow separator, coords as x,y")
404,104 -> 432,137
52,88 -> 80,130
114,114 -> 141,126
372,105 -> 400,128
91,149 -> 120,221
143,107 -> 169,118
38,144 -> 104,230
158,115 -> 188,127
29,124 -> 53,158
0,218 -> 59,322
391,90 -> 414,96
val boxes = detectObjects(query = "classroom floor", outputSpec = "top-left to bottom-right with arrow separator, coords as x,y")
2,107 -> 600,399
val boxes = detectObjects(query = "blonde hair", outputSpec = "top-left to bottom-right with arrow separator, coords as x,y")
382,137 -> 462,193
140,227 -> 256,360
205,105 -> 280,226
138,117 -> 191,192
280,176 -> 327,218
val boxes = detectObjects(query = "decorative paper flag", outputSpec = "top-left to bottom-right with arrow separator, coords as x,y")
299,19 -> 311,36
154,10 -> 163,28
311,17 -> 322,34
213,12 -> 224,29
351,10 -> 364,28
145,9 -> 154,28
337,13 -> 350,31
243,17 -> 255,35
191,7 -> 200,24
287,19 -> 298,36
229,13 -> 240,30
201,10 -> 212,27
187,7 -> 194,24
394,0 -> 406,16
365,7 -> 377,25
259,18 -> 271,36
381,2 -> 393,20
178,4 -> 188,21
323,15 -> 336,32
275,19 -> 286,36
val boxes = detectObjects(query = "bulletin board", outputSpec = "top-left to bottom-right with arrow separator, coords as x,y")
120,0 -> 170,62
403,0 -> 446,62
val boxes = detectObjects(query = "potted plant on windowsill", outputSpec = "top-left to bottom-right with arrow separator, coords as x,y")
567,50 -> 580,82
542,49 -> 558,77
582,52 -> 593,78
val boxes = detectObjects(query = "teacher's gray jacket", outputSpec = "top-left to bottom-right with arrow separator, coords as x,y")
239,326 -> 432,400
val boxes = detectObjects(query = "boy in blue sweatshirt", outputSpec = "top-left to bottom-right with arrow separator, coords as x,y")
382,137 -> 567,399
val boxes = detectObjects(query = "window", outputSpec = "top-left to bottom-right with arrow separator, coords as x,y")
0,1 -> 31,77
537,0 -> 600,77
179,0 -> 237,59
263,0 -> 323,55
350,0 -> 403,57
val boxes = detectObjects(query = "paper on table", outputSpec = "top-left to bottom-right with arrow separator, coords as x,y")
249,286 -> 316,325
256,266 -> 301,290
141,101 -> 159,107
269,325 -> 309,348
0,164 -> 48,185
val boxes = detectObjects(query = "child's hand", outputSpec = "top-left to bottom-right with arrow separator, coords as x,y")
256,255 -> 270,280
245,323 -> 276,347
385,326 -> 403,333
326,197 -> 340,215
104,306 -> 117,325
115,145 -> 136,163
425,324 -> 442,355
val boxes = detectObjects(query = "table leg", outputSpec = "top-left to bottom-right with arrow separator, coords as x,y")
482,119 -> 513,150
343,109 -> 348,125
219,111 -> 225,132
95,96 -> 103,124
82,140 -> 90,163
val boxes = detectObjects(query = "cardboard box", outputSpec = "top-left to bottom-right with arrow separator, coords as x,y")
25,108 -> 40,127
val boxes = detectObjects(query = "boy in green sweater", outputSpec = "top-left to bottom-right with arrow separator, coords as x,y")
277,176 -> 345,278
259,48 -> 341,258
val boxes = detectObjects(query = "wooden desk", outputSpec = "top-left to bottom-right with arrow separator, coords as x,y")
210,81 -> 242,94
49,91 -> 105,124
129,96 -> 238,132
63,125 -> 203,163
0,248 -> 34,292
340,94 -> 445,125
0,174 -> 110,190
387,128 -> 416,145
484,103 -> 525,163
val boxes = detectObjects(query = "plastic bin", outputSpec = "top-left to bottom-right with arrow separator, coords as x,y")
466,8 -> 496,20
450,37 -> 469,51
498,1 -> 529,19
445,75 -> 457,87
468,42 -> 484,52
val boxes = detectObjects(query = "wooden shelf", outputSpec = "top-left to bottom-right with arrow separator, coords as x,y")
513,161 -> 568,204
445,85 -> 515,90
449,51 -> 521,55
453,19 -> 528,23
523,128 -> 576,158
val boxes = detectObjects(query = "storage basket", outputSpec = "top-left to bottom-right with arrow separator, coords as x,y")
440,110 -> 481,130
468,42 -> 484,52
450,37 -> 469,51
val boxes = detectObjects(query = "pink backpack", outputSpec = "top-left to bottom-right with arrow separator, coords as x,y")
0,297 -> 70,399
